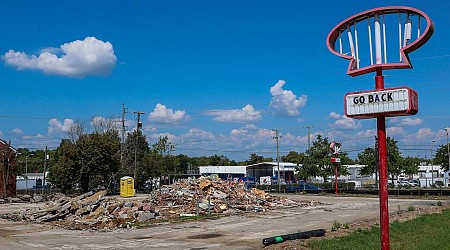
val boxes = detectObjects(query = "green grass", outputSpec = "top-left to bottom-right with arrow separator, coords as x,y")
307,209 -> 450,250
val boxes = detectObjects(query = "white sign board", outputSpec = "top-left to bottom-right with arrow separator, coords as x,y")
260,176 -> 272,185
345,87 -> 418,119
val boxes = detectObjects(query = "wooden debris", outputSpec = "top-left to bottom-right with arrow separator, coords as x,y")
2,177 -> 323,230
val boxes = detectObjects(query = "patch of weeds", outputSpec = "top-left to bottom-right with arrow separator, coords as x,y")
397,204 -> 402,215
437,201 -> 442,206
331,219 -> 342,231
343,222 -> 350,229
407,205 -> 415,212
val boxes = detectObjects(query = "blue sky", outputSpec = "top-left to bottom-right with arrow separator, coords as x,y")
1,0 -> 449,161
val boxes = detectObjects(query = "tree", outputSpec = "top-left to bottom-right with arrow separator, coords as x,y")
435,143 -> 450,171
77,130 -> 121,192
49,139 -> 78,193
402,156 -> 420,176
357,137 -> 410,182
247,154 -> 264,164
357,147 -> 377,176
143,135 -> 178,187
300,135 -> 348,181
281,151 -> 306,163
122,130 -> 149,187
386,137 -> 403,180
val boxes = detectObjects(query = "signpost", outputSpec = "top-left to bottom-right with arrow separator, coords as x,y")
327,6 -> 434,250
330,142 -> 341,195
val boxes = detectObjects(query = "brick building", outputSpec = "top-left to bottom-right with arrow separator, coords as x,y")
0,139 -> 17,198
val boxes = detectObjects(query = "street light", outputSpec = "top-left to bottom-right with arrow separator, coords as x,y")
25,154 -> 34,193
445,128 -> 450,186
431,140 -> 435,187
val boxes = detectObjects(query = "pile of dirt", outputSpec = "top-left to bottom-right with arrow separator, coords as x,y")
2,176 -> 323,230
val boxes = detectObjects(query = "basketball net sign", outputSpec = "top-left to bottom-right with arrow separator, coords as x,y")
326,6 -> 433,250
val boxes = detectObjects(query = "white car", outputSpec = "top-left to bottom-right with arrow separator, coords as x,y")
408,180 -> 420,187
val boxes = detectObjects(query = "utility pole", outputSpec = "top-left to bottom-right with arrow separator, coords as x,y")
133,111 -> 145,132
122,104 -> 128,144
42,146 -> 48,195
303,125 -> 314,151
120,104 -> 128,169
133,111 -> 145,183
272,129 -> 282,192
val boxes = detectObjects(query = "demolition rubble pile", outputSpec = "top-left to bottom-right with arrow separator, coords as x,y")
2,176 -> 323,230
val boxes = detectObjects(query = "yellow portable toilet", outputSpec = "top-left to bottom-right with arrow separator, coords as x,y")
120,176 -> 135,197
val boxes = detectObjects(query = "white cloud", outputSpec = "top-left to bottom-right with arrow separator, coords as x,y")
204,104 -> 262,123
329,112 -> 361,130
230,124 -> 259,136
399,118 -> 423,126
269,80 -> 307,117
329,112 -> 341,120
2,37 -> 116,78
148,103 -> 189,125
387,126 -> 406,137
183,128 -> 215,140
356,130 -> 376,137
12,129 -> 23,134
22,134 -> 44,139
415,128 -> 434,139
48,118 -> 74,134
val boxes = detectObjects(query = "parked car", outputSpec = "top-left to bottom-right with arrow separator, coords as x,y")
408,180 -> 420,187
397,180 -> 411,186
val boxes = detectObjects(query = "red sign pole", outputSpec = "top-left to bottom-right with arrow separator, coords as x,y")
376,68 -> 390,250
334,162 -> 338,195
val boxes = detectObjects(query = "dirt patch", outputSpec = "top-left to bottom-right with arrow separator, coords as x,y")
264,204 -> 450,250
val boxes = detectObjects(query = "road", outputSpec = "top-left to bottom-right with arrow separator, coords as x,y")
0,195 -> 446,250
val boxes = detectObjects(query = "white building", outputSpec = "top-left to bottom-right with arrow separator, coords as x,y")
16,172 -> 49,190
199,165 -> 247,180
413,164 -> 447,187
199,162 -> 299,183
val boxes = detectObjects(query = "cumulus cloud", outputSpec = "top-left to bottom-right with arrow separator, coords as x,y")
22,134 -> 44,139
2,37 -> 116,78
329,112 -> 361,130
387,126 -> 406,137
12,129 -> 24,134
183,128 -> 215,140
269,80 -> 307,117
230,124 -> 259,136
48,118 -> 74,134
204,104 -> 262,123
399,118 -> 423,126
148,103 -> 189,125
414,128 -> 434,139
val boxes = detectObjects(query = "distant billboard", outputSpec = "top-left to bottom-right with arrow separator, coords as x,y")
345,87 -> 418,119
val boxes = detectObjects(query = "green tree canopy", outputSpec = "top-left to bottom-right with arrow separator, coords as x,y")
435,143 -> 450,171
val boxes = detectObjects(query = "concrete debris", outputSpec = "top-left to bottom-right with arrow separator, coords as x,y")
2,176 -> 323,230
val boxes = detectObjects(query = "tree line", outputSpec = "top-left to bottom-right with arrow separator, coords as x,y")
14,119 -> 450,193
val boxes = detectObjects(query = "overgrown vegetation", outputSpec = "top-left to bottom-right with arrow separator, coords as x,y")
308,209 -> 450,250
